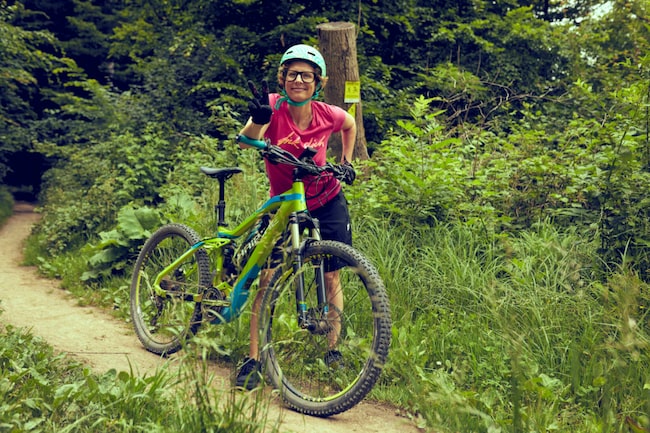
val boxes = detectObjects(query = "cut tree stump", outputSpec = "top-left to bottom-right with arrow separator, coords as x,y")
317,22 -> 369,161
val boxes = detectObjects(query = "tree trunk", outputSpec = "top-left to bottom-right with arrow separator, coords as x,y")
317,22 -> 369,161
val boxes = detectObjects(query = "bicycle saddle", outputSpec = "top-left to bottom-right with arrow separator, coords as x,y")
200,167 -> 243,181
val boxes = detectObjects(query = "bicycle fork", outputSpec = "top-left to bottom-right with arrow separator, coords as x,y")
289,213 -> 330,335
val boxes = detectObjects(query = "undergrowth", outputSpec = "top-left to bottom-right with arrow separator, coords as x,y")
0,320 -> 277,433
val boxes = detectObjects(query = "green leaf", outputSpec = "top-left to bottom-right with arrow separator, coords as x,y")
117,206 -> 161,240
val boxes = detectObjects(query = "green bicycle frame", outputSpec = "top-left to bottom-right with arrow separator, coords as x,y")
152,178 -> 310,324
216,179 -> 308,322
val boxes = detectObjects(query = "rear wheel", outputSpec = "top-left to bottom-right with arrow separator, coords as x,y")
260,240 -> 391,417
130,223 -> 211,355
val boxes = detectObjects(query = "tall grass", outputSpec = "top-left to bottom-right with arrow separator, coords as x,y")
354,218 -> 650,432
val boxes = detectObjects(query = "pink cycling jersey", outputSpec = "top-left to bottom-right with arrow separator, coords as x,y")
264,93 -> 346,210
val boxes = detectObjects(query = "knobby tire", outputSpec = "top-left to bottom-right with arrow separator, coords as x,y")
260,240 -> 392,417
130,223 -> 211,355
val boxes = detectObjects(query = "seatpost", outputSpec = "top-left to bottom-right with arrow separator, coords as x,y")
216,178 -> 227,227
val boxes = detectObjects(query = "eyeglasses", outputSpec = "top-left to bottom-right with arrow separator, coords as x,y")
285,70 -> 316,83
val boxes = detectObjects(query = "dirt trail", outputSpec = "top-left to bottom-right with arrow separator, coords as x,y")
0,202 -> 418,433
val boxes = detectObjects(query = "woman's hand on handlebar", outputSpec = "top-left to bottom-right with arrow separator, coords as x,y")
327,160 -> 356,185
336,160 -> 356,185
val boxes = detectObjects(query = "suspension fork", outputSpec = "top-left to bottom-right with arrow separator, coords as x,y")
290,212 -> 329,331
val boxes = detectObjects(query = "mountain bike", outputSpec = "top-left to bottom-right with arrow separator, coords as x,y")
129,137 -> 392,417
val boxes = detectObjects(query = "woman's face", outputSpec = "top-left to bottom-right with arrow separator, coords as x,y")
282,61 -> 317,103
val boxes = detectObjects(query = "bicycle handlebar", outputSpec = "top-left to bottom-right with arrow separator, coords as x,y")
236,134 -> 267,149
235,134 -> 346,180
262,144 -> 347,179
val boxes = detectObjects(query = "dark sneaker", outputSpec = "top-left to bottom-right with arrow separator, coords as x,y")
324,350 -> 344,369
235,357 -> 262,390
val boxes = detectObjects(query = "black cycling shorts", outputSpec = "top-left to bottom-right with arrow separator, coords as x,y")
310,190 -> 352,246
265,190 -> 352,271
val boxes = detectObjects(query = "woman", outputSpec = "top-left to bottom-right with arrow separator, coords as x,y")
235,44 -> 356,390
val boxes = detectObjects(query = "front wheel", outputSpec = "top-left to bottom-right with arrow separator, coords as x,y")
259,240 -> 392,417
130,223 -> 211,355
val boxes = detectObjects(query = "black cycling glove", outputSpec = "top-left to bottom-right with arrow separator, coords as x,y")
247,79 -> 273,125
338,160 -> 356,185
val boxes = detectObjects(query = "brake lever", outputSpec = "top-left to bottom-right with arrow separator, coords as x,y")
262,145 -> 299,166
261,147 -> 280,165
262,145 -> 328,176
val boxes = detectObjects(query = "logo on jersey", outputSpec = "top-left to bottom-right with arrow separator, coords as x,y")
278,132 -> 326,150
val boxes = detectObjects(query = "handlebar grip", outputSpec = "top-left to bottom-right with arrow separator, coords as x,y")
236,134 -> 267,149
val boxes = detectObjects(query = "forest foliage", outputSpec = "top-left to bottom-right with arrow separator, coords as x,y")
2,0 -> 650,431
2,0 -> 649,276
